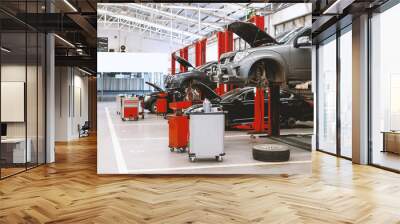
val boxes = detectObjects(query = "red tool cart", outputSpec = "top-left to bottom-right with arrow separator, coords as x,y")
167,101 -> 192,153
121,97 -> 140,121
156,92 -> 168,118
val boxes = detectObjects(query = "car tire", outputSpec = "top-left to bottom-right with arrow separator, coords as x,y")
286,117 -> 297,129
252,144 -> 290,162
150,101 -> 157,114
248,61 -> 267,86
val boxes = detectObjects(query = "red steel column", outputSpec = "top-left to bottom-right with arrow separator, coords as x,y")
249,15 -> 265,31
217,32 -> 225,62
253,87 -> 265,133
179,47 -> 189,72
224,30 -> 233,52
195,39 -> 207,67
200,39 -> 207,65
171,52 -> 176,75
195,42 -> 201,67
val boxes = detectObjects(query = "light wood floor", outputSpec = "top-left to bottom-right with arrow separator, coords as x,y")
1,135 -> 400,224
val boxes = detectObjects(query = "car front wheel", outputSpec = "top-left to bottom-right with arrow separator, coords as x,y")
150,101 -> 157,113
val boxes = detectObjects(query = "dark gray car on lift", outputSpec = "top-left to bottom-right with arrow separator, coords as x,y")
165,55 -> 217,101
217,21 -> 311,85
143,58 -> 218,113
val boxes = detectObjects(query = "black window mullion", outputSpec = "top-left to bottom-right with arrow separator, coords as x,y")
336,30 -> 341,157
25,0 -> 28,171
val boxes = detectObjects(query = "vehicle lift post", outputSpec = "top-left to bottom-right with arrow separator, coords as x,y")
250,81 -> 280,136
268,82 -> 280,136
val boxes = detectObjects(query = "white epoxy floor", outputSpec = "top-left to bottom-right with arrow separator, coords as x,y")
97,101 -> 312,174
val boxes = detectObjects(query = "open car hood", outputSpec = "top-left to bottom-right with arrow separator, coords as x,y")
228,21 -> 278,47
145,81 -> 164,92
191,80 -> 220,101
174,55 -> 195,69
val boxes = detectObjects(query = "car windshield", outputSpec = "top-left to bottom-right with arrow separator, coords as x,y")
276,27 -> 303,44
197,62 -> 215,71
221,88 -> 247,101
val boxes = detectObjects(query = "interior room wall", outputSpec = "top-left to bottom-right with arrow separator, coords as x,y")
1,64 -> 27,138
264,3 -> 312,37
97,27 -> 183,53
55,67 -> 89,141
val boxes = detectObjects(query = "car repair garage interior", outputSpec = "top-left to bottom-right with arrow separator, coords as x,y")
97,3 -> 313,174
1,1 -> 400,223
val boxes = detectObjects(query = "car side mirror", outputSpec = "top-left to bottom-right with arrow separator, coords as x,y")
294,36 -> 311,48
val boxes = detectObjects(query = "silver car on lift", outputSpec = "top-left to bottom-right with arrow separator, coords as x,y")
217,22 -> 311,85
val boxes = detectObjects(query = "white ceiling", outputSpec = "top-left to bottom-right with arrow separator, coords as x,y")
97,3 -> 292,45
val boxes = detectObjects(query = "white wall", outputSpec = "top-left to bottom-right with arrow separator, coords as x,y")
97,26 -> 183,53
265,3 -> 312,37
97,52 -> 170,73
55,67 -> 89,141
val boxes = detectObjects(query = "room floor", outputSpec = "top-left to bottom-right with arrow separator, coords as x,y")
97,101 -> 312,174
1,135 -> 400,223
372,150 -> 400,170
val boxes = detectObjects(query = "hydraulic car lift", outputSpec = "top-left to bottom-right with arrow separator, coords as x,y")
249,15 -> 280,136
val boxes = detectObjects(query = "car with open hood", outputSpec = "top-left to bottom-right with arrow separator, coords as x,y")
164,55 -> 217,101
143,57 -> 217,113
184,82 -> 313,128
217,21 -> 311,86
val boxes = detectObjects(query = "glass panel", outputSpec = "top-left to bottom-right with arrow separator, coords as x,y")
339,28 -> 352,158
317,36 -> 337,154
38,32 -> 45,164
1,27 -> 28,178
27,30 -> 38,169
371,3 -> 400,171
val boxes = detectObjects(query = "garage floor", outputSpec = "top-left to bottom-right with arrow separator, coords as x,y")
98,101 -> 312,174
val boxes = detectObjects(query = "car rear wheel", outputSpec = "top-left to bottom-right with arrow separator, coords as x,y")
285,117 -> 297,129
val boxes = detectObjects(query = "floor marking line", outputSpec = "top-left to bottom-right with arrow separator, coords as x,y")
105,107 -> 128,173
118,135 -> 251,141
126,160 -> 311,173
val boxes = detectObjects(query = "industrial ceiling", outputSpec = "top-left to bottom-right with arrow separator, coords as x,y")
97,3 -> 293,45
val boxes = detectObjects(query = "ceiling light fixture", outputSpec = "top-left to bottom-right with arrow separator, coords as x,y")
1,47 -> 11,53
78,67 -> 93,76
54,34 -> 75,48
323,0 -> 355,15
63,0 -> 78,12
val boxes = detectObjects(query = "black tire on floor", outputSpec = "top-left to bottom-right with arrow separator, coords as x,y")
252,144 -> 290,162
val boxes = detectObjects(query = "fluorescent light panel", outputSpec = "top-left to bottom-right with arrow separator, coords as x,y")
1,47 -> 11,53
63,0 -> 78,12
78,67 -> 92,76
54,34 -> 75,48
323,0 -> 355,15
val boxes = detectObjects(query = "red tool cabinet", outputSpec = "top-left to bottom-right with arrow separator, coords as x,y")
121,98 -> 139,121
168,115 -> 189,152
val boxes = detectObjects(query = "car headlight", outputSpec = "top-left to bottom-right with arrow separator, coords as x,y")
233,51 -> 250,63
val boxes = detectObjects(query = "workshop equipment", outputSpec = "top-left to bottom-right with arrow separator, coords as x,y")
156,92 -> 168,117
116,94 -> 125,115
167,101 -> 191,153
188,112 -> 225,162
121,97 -> 140,121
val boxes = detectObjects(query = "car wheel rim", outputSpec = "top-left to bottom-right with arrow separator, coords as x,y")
184,81 -> 202,101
